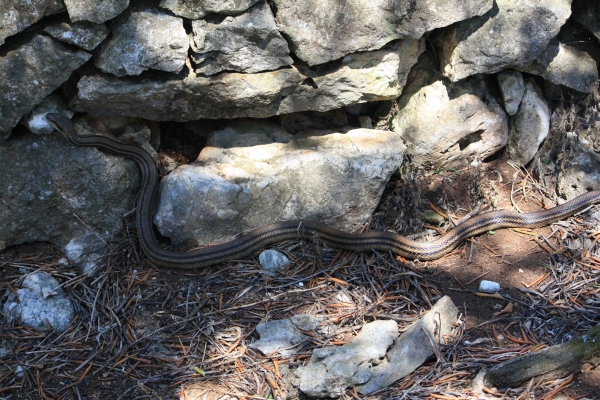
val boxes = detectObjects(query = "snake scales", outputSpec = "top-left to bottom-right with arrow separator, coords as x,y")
47,113 -> 600,269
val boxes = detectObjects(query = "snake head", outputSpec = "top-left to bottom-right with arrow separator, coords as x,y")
46,113 -> 75,138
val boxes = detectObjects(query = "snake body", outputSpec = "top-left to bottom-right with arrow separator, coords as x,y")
47,113 -> 600,269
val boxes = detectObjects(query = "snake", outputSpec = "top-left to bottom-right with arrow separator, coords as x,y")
46,113 -> 600,269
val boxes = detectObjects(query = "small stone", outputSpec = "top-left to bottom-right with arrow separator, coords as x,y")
3,271 -> 75,332
22,93 -> 74,135
249,318 -> 309,356
507,79 -> 550,166
479,280 -> 500,293
259,250 -> 290,274
64,232 -> 109,276
497,70 -> 525,116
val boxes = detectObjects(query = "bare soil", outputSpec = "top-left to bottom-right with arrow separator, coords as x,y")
1,154 -> 599,400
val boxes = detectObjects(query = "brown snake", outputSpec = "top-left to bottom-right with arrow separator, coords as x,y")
47,113 -> 600,269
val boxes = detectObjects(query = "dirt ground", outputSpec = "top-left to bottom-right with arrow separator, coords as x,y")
1,153 -> 599,398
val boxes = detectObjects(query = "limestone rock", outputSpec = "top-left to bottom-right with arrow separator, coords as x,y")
3,271 -> 74,333
547,110 -> 600,199
95,7 -> 188,77
298,320 -> 398,398
497,70 -> 525,116
191,1 -> 292,75
250,317 -> 315,357
64,0 -> 129,24
259,250 -> 291,275
64,232 -> 109,276
358,296 -> 459,394
517,39 -> 598,93
159,0 -> 261,19
0,0 -> 64,45
507,79 -> 550,166
154,121 -> 405,247
273,0 -> 492,65
437,0 -> 572,81
44,20 -> 110,51
392,54 -> 507,167
0,124 -> 139,251
572,0 -> 600,41
72,39 -> 423,120
0,35 -> 91,137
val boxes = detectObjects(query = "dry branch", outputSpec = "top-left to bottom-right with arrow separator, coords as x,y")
483,324 -> 600,388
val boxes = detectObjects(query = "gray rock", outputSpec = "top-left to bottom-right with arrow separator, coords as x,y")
22,93 -> 75,135
358,296 -> 458,394
497,70 -> 525,116
191,1 -> 292,75
154,122 -> 404,247
573,0 -> 600,41
0,35 -> 91,136
551,109 -> 600,199
64,0 -> 129,24
159,0 -> 261,19
259,250 -> 291,274
507,79 -> 550,166
437,0 -> 572,81
44,20 -> 110,51
517,39 -> 598,93
479,280 -> 501,293
64,232 -> 109,276
72,39 -> 423,120
298,320 -> 398,398
95,7 -> 188,77
250,318 -> 313,356
0,123 -> 139,251
0,0 -> 64,45
273,0 -> 492,65
3,271 -> 75,332
392,54 -> 507,167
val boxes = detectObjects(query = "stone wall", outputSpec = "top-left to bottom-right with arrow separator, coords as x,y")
1,0 -> 600,251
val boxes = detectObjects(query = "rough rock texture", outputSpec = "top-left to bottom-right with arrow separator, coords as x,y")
392,54 -> 508,167
437,0 -> 572,82
259,250 -> 291,275
572,0 -> 600,41
0,127 -> 140,250
73,39 -> 423,120
548,109 -> 600,199
159,0 -> 261,19
44,20 -> 110,51
298,320 -> 398,398
507,79 -> 550,166
3,271 -> 74,333
0,0 -> 64,45
95,7 -> 188,77
497,70 -> 525,116
63,232 -> 110,276
273,0 -> 492,65
249,317 -> 316,357
64,0 -> 129,23
0,35 -> 91,137
517,39 -> 598,93
191,1 -> 292,75
154,121 -> 405,246
359,296 -> 458,394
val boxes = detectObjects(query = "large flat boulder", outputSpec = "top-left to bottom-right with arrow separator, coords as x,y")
154,122 -> 405,246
